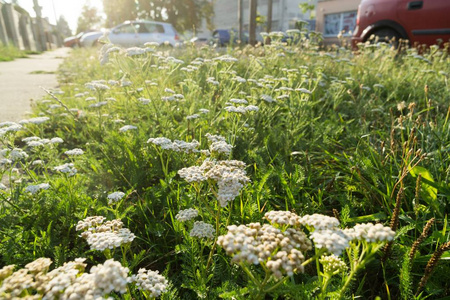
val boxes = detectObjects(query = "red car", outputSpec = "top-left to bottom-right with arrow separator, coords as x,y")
352,0 -> 450,48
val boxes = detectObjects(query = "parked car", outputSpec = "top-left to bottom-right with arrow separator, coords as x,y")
64,31 -> 95,48
352,0 -> 450,48
80,21 -> 180,47
79,31 -> 105,47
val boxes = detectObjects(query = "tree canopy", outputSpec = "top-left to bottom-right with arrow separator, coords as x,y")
102,0 -> 214,33
76,4 -> 103,34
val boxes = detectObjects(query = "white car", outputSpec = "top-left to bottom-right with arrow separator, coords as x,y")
80,21 -> 180,47
79,31 -> 105,47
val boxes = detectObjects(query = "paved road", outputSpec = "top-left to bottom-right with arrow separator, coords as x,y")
0,47 -> 70,123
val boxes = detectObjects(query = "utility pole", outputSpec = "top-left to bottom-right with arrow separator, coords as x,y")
238,0 -> 243,42
33,0 -> 47,51
249,0 -> 257,45
267,0 -> 273,32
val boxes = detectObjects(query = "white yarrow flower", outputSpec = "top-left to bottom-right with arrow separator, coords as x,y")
190,221 -> 215,239
107,191 -> 125,205
119,125 -> 138,132
175,208 -> 199,222
65,148 -> 84,156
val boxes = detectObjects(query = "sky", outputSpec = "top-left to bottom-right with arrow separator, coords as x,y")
16,0 -> 104,33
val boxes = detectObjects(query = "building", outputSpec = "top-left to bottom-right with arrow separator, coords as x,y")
197,0 -> 317,39
315,0 -> 360,45
0,1 -> 60,51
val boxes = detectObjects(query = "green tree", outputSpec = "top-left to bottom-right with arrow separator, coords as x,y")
76,4 -> 103,33
103,0 -> 138,27
57,16 -> 72,37
102,0 -> 214,33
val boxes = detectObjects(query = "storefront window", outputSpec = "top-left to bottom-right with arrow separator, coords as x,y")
324,11 -> 357,37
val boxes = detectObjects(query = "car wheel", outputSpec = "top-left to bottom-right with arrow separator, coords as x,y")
368,28 -> 403,47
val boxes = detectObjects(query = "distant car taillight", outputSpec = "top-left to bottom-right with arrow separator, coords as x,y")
175,34 -> 180,41
356,5 -> 361,26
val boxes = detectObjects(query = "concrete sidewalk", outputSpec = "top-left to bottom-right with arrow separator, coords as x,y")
0,47 -> 71,122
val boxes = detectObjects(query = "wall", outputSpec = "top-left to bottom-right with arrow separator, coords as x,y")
1,3 -> 23,48
0,2 -> 58,51
209,0 -> 317,39
316,0 -> 360,46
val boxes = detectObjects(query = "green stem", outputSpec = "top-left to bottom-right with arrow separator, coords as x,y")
0,195 -> 25,214
206,205 -> 221,269
339,268 -> 358,299
320,275 -> 331,300
241,264 -> 261,287
264,276 -> 288,293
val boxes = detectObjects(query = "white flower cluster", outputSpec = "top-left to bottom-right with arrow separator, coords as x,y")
76,216 -> 135,251
296,88 -> 312,94
65,148 -> 84,156
0,122 -> 22,137
119,125 -> 138,132
76,216 -> 106,231
23,136 -> 63,147
209,141 -> 233,155
0,265 -> 14,280
131,268 -> 168,297
126,46 -> 148,56
147,137 -> 200,153
25,117 -> 51,125
205,133 -> 226,143
214,55 -> 238,63
319,254 -> 348,274
43,258 -> 88,299
53,163 -> 77,176
299,214 -> 340,230
190,221 -> 215,239
25,183 -> 50,194
63,259 -> 129,299
85,80 -> 110,91
25,257 -> 52,274
175,208 -> 199,222
186,114 -> 200,120
218,223 -> 312,278
206,77 -> 219,85
344,223 -> 395,242
264,211 -> 301,226
89,101 -> 108,108
177,166 -> 206,183
224,106 -> 247,114
310,229 -> 350,256
138,97 -> 151,104
230,98 -> 248,104
0,258 -> 151,300
178,159 -> 250,207
0,268 -> 34,298
224,105 -> 259,114
107,191 -> 125,205
245,105 -> 259,112
1,148 -> 29,162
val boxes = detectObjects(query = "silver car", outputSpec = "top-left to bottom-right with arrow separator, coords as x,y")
80,21 -> 180,47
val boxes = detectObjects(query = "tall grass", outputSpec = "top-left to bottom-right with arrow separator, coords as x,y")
0,44 -> 27,61
0,36 -> 449,299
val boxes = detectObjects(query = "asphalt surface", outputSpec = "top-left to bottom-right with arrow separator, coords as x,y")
0,47 -> 70,123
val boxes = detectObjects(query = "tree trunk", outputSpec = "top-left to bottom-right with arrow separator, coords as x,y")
267,0 -> 273,32
249,0 -> 257,45
238,0 -> 243,42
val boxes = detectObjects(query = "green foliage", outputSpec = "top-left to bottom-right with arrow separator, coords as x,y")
76,4 -> 103,33
102,0 -> 215,32
1,34 -> 450,299
0,44 -> 27,61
